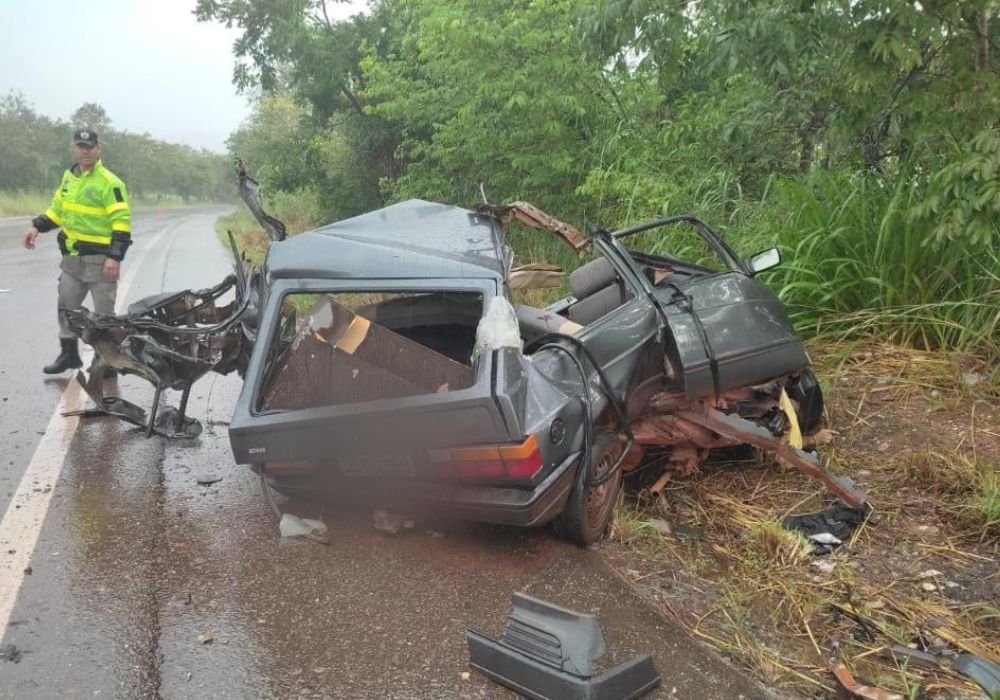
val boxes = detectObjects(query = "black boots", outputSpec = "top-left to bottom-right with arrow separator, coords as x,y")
43,338 -> 83,374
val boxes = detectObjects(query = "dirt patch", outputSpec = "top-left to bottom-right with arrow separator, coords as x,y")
601,342 -> 999,698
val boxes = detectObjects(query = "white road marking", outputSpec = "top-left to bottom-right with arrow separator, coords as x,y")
0,216 -> 189,635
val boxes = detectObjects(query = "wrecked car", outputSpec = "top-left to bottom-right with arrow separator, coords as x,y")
68,166 -> 866,544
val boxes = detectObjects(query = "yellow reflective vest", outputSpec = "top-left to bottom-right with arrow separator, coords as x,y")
39,160 -> 132,260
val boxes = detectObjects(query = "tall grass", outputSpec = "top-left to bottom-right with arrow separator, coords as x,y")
563,167 -> 999,359
763,171 -> 999,359
0,191 -> 50,217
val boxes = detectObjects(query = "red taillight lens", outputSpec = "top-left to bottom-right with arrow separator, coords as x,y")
430,436 -> 542,481
478,460 -> 506,478
503,452 -> 543,478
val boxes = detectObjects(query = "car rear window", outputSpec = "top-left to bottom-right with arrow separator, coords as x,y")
259,291 -> 484,411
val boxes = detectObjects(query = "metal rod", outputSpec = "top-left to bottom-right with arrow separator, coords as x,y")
175,383 -> 192,433
146,385 -> 163,438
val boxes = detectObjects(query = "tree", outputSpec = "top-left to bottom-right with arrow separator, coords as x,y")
70,102 -> 112,134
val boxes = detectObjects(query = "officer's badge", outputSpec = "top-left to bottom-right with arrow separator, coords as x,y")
83,186 -> 97,200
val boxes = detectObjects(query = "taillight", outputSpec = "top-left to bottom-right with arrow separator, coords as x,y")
429,435 -> 543,481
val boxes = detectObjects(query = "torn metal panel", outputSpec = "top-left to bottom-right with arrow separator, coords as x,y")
237,158 -> 286,242
480,201 -> 590,252
675,408 -> 868,508
66,371 -> 202,439
66,270 -> 254,438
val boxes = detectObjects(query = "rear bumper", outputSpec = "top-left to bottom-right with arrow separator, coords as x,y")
267,453 -> 580,528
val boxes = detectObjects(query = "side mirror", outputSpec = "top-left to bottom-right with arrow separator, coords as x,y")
748,247 -> 781,275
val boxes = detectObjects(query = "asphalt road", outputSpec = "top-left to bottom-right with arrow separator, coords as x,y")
0,210 -> 758,698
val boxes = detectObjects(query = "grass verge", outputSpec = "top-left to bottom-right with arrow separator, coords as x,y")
603,341 -> 999,697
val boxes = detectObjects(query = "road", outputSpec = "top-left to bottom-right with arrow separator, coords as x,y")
0,210 -> 758,698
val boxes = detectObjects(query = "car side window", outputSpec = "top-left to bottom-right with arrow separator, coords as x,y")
624,224 -> 728,274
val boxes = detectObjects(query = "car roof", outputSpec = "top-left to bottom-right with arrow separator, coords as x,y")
266,199 -> 508,280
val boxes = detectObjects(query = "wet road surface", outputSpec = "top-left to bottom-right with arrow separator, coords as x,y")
0,210 -> 759,698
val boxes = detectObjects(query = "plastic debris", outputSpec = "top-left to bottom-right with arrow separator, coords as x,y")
918,569 -> 943,578
278,514 -> 330,544
472,297 -> 522,358
467,593 -> 661,700
882,645 -> 941,670
811,560 -> 837,574
952,654 -> 1000,695
809,532 -> 843,546
373,508 -> 413,534
782,504 -> 867,555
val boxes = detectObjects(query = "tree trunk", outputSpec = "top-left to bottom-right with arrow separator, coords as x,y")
341,86 -> 364,115
976,7 -> 989,71
798,132 -> 814,173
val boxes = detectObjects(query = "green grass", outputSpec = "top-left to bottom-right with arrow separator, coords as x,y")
215,206 -> 269,265
1,189 -> 233,217
215,189 -> 323,266
762,171 -> 999,360
0,191 -> 50,217
531,168 -> 1000,360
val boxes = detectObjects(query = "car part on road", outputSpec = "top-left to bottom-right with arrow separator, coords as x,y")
65,370 -> 203,438
466,593 -> 661,700
65,261 -> 255,438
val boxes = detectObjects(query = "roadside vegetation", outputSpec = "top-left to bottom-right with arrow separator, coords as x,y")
202,1 -> 998,695
605,342 -> 999,697
0,94 -> 234,210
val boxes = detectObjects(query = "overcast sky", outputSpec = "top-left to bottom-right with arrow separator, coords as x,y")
0,0 -> 364,153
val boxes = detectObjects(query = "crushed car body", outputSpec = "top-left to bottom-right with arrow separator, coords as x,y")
67,166 -> 867,543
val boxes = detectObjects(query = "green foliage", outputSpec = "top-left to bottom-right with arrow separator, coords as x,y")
910,126 -> 1000,247
0,92 -> 234,202
201,0 -> 1000,357
362,0 -> 615,212
762,169 -> 999,357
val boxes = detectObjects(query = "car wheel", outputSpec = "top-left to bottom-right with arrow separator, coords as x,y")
554,432 -> 624,546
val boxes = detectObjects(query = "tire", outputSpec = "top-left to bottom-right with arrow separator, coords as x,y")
788,368 -> 824,435
554,432 -> 624,546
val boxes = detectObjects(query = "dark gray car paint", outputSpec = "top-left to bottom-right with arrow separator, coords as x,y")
216,198 -> 815,523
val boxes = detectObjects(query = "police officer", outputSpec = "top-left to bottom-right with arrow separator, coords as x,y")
21,128 -> 132,374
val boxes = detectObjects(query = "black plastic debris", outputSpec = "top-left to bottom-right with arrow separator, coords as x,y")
953,654 -> 1000,695
466,593 -> 660,700
782,504 -> 869,555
